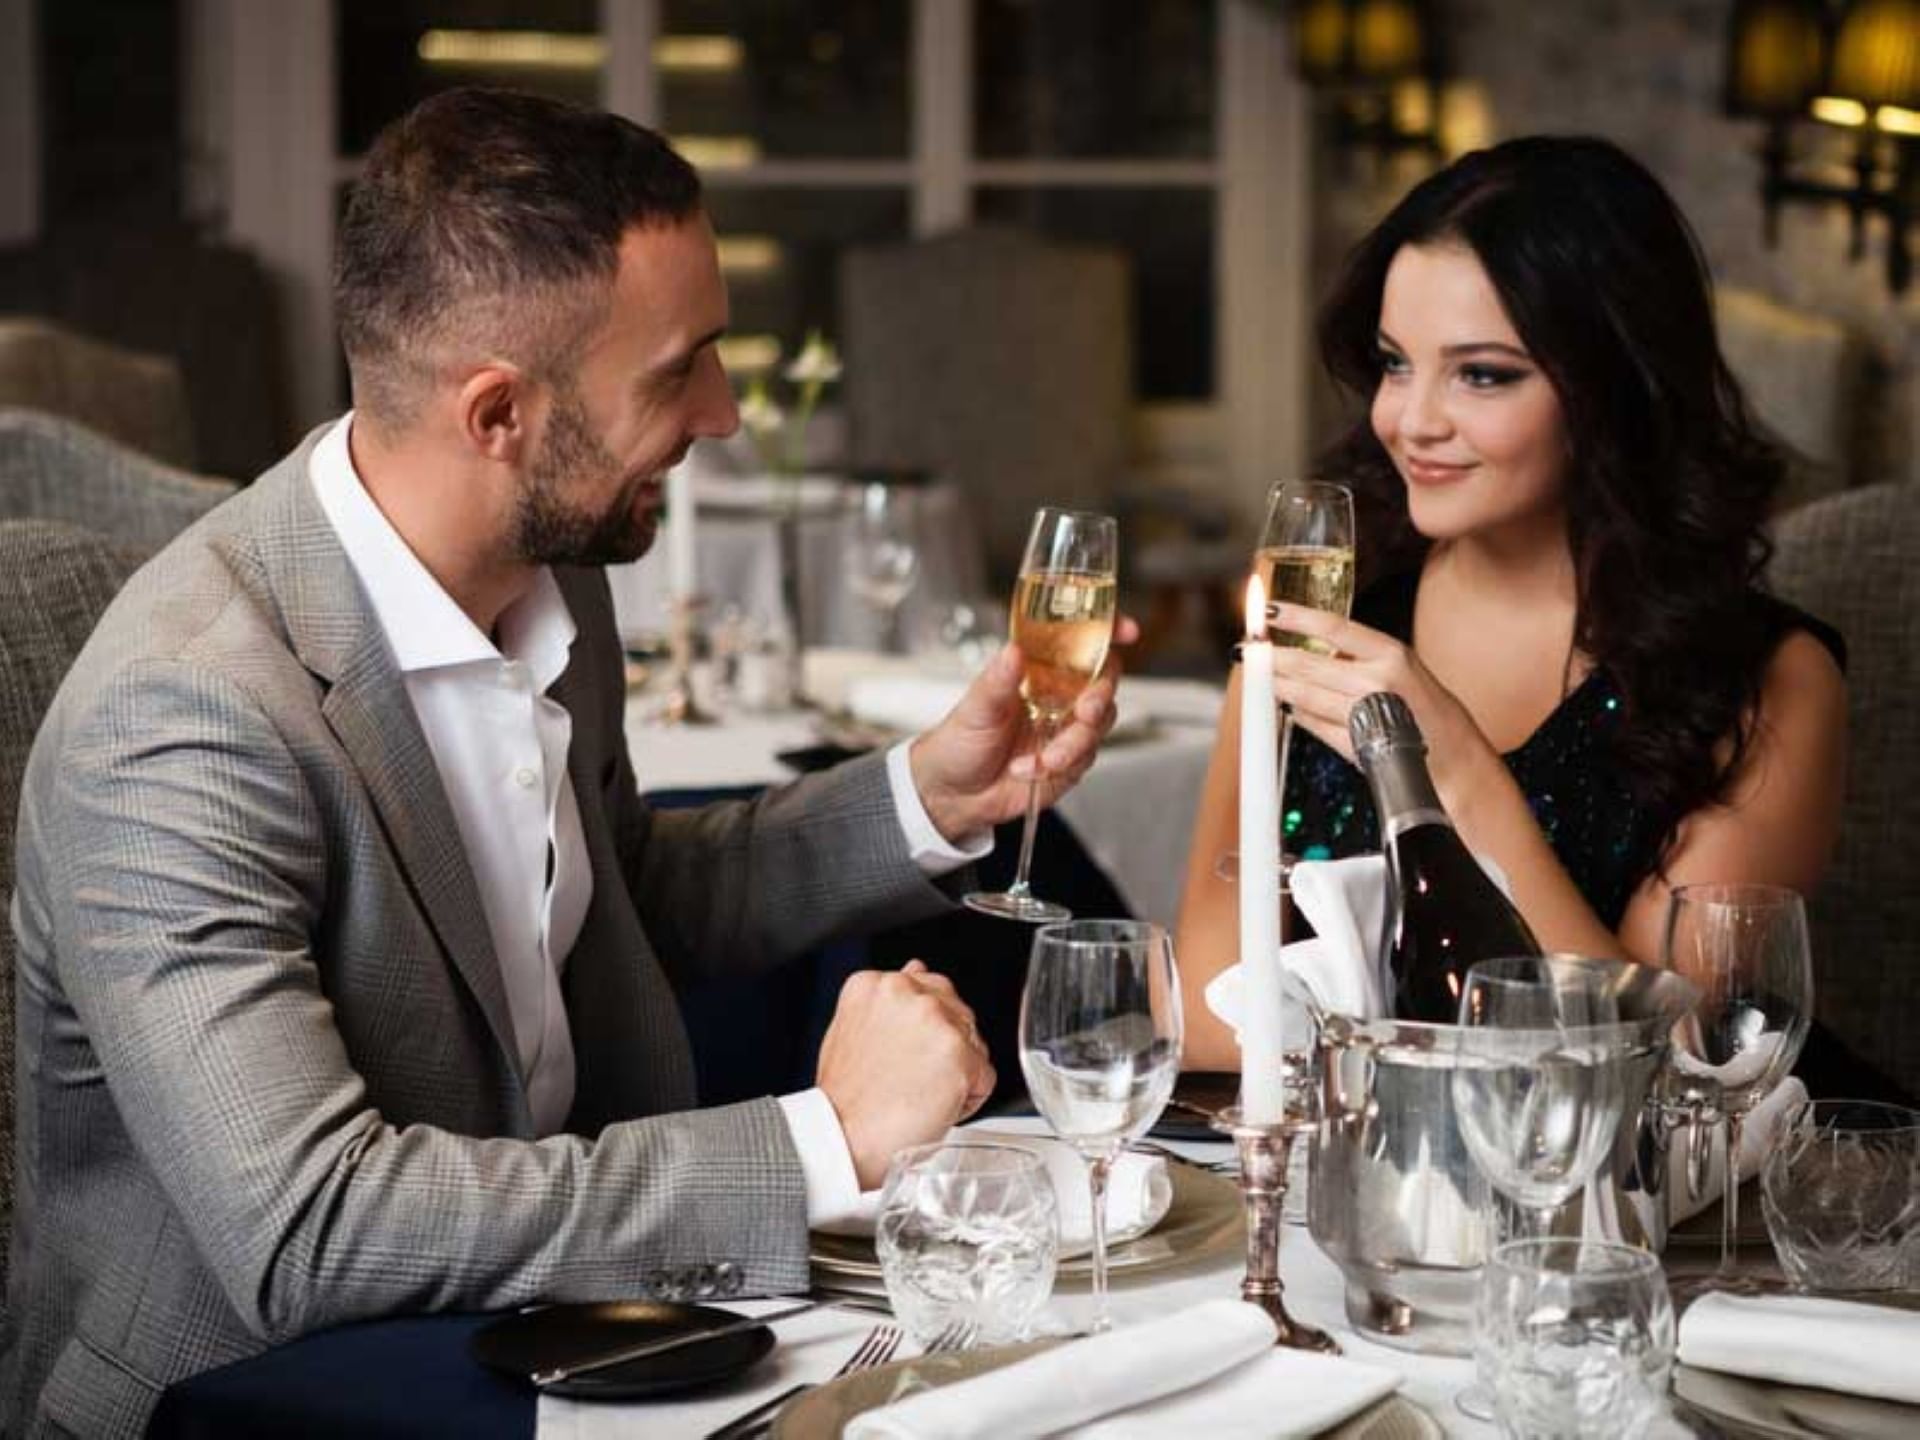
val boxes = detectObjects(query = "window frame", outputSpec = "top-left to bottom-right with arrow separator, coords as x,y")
198,0 -> 1308,520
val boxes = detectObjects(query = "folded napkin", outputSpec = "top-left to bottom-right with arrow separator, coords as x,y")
1668,1075 -> 1807,1225
813,1130 -> 1172,1258
1678,1292 -> 1920,1406
844,1299 -> 1400,1440
1204,855 -> 1390,1040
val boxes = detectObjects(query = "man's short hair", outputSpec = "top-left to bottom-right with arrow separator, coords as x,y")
334,88 -> 703,426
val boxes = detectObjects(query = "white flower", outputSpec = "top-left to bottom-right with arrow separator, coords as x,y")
783,329 -> 843,386
738,383 -> 786,436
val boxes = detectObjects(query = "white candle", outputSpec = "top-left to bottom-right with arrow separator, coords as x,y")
1238,574 -> 1286,1123
666,466 -> 697,600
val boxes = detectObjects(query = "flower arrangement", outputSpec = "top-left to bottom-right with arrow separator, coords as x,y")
738,329 -> 843,477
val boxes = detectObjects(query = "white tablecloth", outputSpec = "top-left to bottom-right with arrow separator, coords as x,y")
540,1118 -> 1493,1440
621,668 -> 1218,926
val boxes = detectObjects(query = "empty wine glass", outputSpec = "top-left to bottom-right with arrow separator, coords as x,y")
1218,480 -> 1355,887
1452,955 -> 1631,1424
844,481 -> 921,653
1019,920 -> 1182,1333
964,508 -> 1118,924
1661,884 -> 1813,1284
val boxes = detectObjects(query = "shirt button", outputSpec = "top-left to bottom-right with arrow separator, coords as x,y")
513,767 -> 538,789
499,662 -> 526,689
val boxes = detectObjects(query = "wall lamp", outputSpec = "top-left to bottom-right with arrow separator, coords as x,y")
1726,0 -> 1920,292
1285,0 -> 1444,164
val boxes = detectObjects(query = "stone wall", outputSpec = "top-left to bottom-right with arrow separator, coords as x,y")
1308,0 -> 1919,490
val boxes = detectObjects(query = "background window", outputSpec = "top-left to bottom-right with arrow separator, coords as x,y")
337,0 -> 602,157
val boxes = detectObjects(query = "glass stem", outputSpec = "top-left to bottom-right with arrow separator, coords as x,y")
1087,1153 -> 1113,1334
1005,716 -> 1052,899
1720,1112 -> 1745,1275
1275,708 -> 1294,943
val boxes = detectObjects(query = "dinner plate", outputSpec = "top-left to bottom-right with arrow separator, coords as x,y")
770,1341 -> 1443,1440
808,1162 -> 1243,1282
468,1301 -> 775,1400
1674,1364 -> 1920,1439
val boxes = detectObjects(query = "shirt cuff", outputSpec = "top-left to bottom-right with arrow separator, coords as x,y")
885,740 -> 993,876
776,1087 -> 870,1228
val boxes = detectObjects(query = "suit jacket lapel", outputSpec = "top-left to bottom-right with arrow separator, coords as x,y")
253,444 -> 524,1096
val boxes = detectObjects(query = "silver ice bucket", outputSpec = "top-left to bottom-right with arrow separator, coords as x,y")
1307,956 -> 1699,1356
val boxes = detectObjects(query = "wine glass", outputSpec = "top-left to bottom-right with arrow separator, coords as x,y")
844,481 -> 921,654
1019,920 -> 1182,1334
1451,955 -> 1630,1423
1217,480 -> 1355,885
963,508 -> 1118,924
1661,883 -> 1813,1283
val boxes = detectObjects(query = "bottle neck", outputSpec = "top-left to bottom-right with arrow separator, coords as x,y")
1359,746 -> 1452,844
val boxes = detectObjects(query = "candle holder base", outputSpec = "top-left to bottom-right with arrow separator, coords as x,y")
1213,1104 -> 1340,1354
647,596 -> 716,728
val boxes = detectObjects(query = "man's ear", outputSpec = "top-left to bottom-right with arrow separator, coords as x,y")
456,362 -> 535,463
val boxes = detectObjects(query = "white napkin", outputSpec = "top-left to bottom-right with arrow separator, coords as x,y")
813,1130 -> 1172,1258
1204,855 -> 1390,1041
843,1299 -> 1401,1440
1678,1292 -> 1920,1405
1667,1075 -> 1808,1225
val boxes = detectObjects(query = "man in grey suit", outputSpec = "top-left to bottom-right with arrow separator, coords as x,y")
3,90 -> 1128,1436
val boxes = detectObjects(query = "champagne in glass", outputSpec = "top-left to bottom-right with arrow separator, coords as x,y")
1253,542 -> 1355,654
1010,569 -> 1118,719
1218,480 -> 1356,884
1020,920 -> 1182,1334
965,508 -> 1118,924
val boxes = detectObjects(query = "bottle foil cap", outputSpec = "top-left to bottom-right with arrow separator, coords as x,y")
1349,691 -> 1426,761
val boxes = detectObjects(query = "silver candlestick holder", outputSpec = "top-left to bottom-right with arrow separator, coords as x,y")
650,595 -> 714,727
1212,1076 -> 1340,1353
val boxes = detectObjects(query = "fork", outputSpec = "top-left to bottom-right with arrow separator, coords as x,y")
702,1323 -> 903,1440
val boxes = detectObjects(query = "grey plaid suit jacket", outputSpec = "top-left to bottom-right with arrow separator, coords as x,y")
2,432 -> 957,1437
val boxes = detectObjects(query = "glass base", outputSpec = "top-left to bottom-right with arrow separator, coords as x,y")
962,890 -> 1072,924
1456,1384 -> 1495,1421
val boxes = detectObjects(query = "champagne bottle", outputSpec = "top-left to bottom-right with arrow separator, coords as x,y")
1350,692 -> 1541,1023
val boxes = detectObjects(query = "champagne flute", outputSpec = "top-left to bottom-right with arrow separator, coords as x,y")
1452,955 -> 1629,1424
963,508 -> 1118,924
1661,884 -> 1812,1284
1019,920 -> 1182,1334
1217,480 -> 1355,886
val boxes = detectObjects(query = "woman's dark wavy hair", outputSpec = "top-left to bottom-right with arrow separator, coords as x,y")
1317,135 -> 1785,871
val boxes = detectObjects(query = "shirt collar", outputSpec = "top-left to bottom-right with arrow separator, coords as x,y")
310,414 -> 576,684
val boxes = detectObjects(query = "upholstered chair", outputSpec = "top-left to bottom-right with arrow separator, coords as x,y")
0,521 -> 135,1315
0,407 -> 234,558
1769,483 -> 1919,1103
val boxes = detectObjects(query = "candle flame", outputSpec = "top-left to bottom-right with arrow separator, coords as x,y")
1245,573 -> 1266,639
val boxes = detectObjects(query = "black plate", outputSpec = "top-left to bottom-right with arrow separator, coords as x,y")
469,1301 -> 775,1401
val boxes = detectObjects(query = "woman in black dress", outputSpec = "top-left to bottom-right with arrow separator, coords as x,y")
1175,136 -> 1846,1070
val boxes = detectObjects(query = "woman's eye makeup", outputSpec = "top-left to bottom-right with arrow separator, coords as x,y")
1459,363 -> 1529,389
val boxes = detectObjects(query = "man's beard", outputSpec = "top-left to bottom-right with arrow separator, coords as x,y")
513,387 -> 658,567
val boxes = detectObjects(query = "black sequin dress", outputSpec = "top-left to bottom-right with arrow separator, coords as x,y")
1282,571 -> 1845,929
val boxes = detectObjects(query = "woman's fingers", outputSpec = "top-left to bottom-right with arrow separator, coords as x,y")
1269,602 -> 1394,659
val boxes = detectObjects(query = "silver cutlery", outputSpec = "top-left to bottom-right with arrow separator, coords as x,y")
703,1323 -> 904,1440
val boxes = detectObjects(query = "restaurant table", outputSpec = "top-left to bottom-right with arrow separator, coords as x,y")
622,661 -> 1221,929
150,1119 -> 1502,1439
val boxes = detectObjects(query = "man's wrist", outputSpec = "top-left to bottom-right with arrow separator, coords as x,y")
908,734 -> 976,845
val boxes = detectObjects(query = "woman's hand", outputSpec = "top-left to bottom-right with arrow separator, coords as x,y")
1265,601 -> 1499,811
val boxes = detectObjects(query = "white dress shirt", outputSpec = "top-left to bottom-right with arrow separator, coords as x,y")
310,416 -> 989,1214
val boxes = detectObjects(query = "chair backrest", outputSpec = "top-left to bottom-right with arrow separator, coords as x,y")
0,317 -> 198,471
1768,483 -> 1920,1102
0,520 -> 134,1305
0,406 -> 235,558
841,225 -> 1132,583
